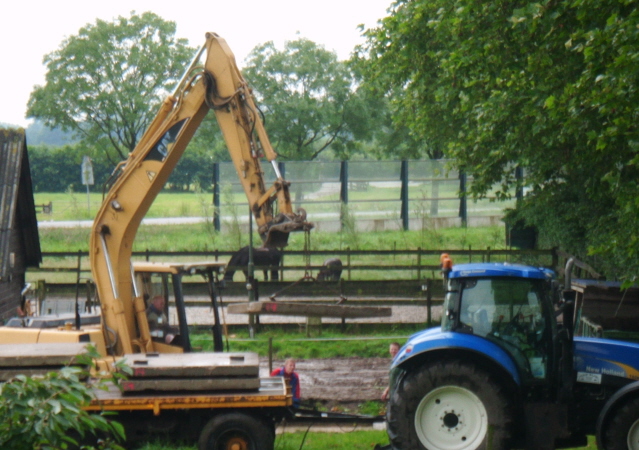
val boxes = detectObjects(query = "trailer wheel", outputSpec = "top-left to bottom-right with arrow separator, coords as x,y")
387,360 -> 513,450
604,397 -> 639,450
198,412 -> 274,450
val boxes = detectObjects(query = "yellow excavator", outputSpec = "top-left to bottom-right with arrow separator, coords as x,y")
90,32 -> 312,357
0,33 -> 315,448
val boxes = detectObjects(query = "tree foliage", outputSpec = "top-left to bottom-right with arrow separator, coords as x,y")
358,0 -> 639,280
27,12 -> 194,165
28,142 -> 220,193
29,144 -> 111,193
242,39 -> 362,160
0,347 -> 127,449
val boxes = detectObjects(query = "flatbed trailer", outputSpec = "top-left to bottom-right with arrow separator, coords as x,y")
0,344 -> 292,449
85,377 -> 291,414
84,377 -> 292,448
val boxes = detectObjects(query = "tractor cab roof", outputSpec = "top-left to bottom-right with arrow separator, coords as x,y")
450,263 -> 554,280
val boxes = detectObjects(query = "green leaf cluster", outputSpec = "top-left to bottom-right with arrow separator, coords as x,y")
242,38 -> 354,160
0,347 -> 126,449
27,12 -> 195,165
358,0 -> 639,281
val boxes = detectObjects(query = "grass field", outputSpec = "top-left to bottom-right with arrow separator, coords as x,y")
136,430 -> 391,450
192,325 -> 426,359
134,430 -> 598,450
34,181 -> 493,222
38,216 -> 508,253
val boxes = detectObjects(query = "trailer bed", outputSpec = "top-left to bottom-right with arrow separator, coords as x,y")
85,377 -> 291,414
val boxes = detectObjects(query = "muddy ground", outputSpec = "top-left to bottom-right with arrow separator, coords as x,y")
261,357 -> 391,409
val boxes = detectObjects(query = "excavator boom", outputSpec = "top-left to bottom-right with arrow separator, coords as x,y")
89,32 -> 312,355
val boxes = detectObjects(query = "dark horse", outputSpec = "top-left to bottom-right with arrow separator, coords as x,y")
223,246 -> 282,281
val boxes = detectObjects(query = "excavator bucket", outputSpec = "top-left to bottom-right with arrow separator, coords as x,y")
262,211 -> 314,248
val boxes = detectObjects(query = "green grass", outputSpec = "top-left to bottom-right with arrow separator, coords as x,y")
134,430 -> 390,450
38,221 -> 508,253
134,431 -> 598,450
192,325 -> 425,359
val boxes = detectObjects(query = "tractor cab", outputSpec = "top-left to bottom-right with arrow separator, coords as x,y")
442,263 -> 558,383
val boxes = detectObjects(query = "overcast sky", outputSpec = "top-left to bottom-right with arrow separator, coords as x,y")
0,0 -> 392,127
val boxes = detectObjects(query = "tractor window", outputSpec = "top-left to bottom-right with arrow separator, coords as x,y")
458,278 -> 550,380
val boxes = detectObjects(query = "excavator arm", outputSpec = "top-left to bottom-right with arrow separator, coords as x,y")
89,32 -> 312,355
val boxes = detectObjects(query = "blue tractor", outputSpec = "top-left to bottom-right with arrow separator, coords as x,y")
386,262 -> 639,449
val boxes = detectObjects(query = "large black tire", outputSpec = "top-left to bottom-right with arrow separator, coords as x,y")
198,412 -> 274,450
387,360 -> 514,450
604,397 -> 639,450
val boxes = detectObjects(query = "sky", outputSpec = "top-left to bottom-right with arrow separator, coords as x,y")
0,0 -> 392,127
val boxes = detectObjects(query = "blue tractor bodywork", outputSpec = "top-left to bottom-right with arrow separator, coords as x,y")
393,327 -> 522,385
388,262 -> 639,450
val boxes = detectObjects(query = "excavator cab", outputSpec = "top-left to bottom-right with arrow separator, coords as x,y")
131,261 -> 226,354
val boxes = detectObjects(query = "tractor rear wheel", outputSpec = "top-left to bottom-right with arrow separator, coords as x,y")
604,397 -> 639,450
386,360 -> 513,450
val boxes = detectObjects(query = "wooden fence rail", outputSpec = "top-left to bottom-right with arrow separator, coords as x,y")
32,248 -> 560,281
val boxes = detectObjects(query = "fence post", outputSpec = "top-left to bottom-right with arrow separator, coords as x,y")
426,278 -> 432,328
74,250 -> 83,329
459,170 -> 467,227
347,247 -> 351,281
417,247 -> 422,281
400,160 -> 409,231
268,337 -> 273,374
515,166 -> 524,202
340,161 -> 349,231
212,162 -> 220,232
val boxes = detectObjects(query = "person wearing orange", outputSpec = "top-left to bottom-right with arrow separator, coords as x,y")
440,253 -> 453,287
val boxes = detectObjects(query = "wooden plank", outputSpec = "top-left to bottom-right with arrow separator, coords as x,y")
119,352 -> 259,378
0,343 -> 88,367
120,376 -> 261,393
227,301 -> 392,318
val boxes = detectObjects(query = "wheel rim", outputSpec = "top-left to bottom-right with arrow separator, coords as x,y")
628,418 -> 639,450
213,432 -> 250,450
414,385 -> 488,450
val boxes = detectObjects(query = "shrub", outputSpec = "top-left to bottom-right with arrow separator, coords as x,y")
0,347 -> 127,449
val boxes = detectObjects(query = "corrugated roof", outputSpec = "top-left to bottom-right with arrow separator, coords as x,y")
0,128 -> 41,280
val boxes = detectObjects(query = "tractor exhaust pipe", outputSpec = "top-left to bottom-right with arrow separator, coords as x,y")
564,258 -> 575,291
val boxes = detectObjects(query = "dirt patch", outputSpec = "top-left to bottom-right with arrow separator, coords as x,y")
261,357 -> 391,407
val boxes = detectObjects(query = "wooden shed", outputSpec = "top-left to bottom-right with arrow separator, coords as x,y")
0,128 -> 41,321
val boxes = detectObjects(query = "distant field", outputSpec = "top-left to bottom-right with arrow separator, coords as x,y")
33,186 -> 508,223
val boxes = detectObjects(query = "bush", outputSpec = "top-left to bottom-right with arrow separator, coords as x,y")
0,348 -> 127,449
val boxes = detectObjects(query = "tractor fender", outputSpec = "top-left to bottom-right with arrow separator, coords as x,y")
393,327 -> 521,385
596,380 -> 639,448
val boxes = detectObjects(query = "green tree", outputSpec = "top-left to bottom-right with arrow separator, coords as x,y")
27,12 -> 194,165
29,144 -> 111,193
358,0 -> 639,280
242,38 -> 359,160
